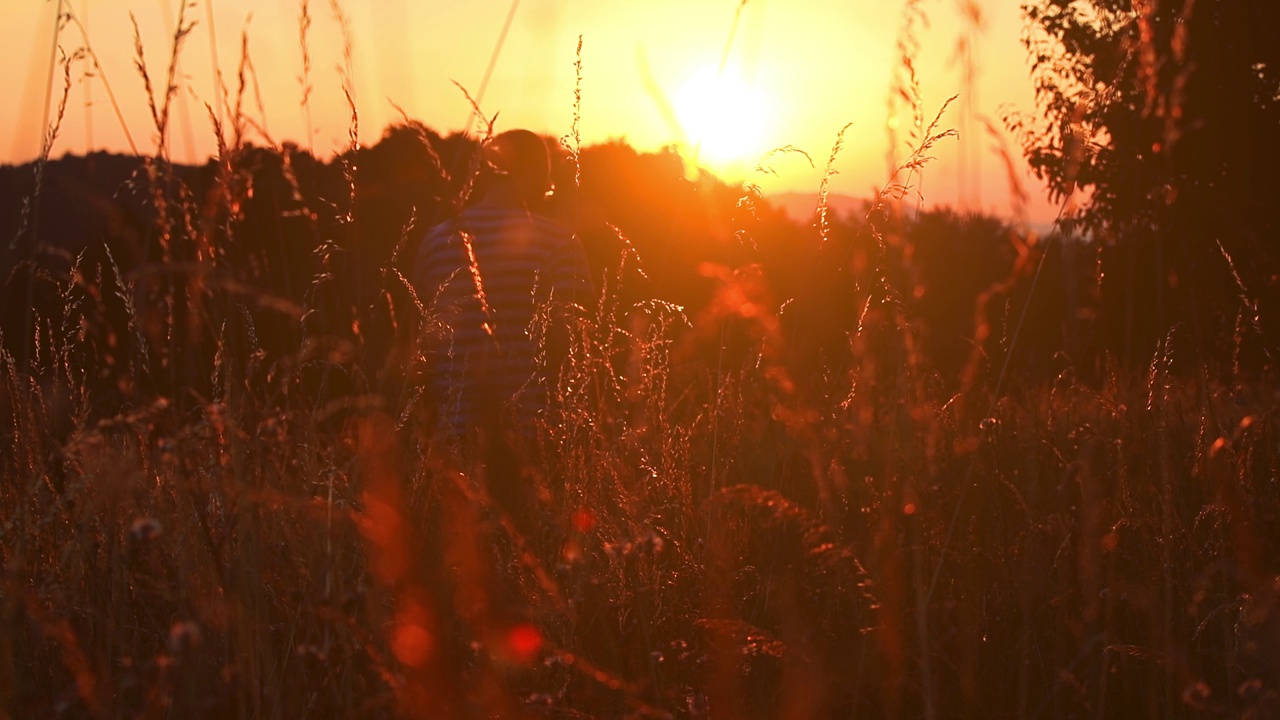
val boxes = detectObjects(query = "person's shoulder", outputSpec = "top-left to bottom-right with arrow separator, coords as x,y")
447,206 -> 526,232
423,209 -> 515,243
532,214 -> 573,238
424,215 -> 460,241
465,206 -> 573,236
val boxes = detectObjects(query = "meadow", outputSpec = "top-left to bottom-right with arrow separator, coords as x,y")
2,2 -> 1278,719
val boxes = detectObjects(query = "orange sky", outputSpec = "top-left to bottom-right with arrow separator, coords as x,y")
3,0 -> 1057,224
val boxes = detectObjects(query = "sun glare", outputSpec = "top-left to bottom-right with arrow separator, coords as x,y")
675,65 -> 768,170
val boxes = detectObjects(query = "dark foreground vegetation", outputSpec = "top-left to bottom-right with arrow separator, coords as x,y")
3,0 -> 1280,717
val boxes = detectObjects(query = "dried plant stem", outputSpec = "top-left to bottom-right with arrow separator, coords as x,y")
464,0 -> 522,134
817,122 -> 853,249
298,0 -> 314,154
559,35 -> 584,195
205,0 -> 225,130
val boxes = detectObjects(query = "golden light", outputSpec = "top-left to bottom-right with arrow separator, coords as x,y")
675,65 -> 768,170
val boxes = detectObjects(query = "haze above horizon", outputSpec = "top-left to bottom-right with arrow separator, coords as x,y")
2,0 -> 1058,223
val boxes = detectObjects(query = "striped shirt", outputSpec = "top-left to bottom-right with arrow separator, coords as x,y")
413,206 -> 593,438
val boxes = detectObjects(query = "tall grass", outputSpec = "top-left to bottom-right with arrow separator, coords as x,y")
2,2 -> 1278,719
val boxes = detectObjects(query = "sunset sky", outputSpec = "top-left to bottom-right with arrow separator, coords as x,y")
3,0 -> 1058,223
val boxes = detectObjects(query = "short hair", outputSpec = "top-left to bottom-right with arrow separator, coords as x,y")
483,130 -> 551,200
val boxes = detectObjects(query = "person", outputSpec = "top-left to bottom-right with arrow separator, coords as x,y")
413,129 -> 594,447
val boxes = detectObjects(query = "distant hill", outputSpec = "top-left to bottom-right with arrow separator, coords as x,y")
765,191 -> 869,225
0,131 -> 1090,409
767,190 -> 1061,238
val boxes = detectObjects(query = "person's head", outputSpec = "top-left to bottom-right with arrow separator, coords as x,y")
482,129 -> 552,207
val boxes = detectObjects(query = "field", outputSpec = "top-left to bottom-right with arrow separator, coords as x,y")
3,2 -> 1279,719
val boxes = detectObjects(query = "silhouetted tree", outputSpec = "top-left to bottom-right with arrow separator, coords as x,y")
1016,0 -> 1280,367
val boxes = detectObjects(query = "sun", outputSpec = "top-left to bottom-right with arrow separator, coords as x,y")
675,65 -> 768,171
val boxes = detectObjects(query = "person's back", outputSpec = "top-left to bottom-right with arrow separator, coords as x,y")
413,130 -> 593,443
